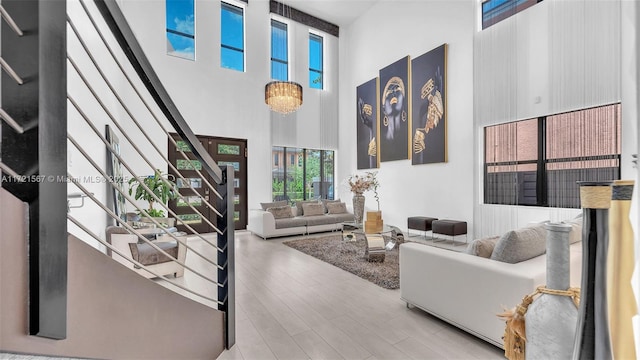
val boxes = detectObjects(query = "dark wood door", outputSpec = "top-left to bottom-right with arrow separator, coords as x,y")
208,137 -> 247,230
168,134 -> 248,232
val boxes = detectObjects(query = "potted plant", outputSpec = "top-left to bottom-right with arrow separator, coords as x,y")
128,169 -> 179,227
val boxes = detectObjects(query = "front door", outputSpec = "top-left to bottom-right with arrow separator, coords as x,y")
168,134 -> 248,233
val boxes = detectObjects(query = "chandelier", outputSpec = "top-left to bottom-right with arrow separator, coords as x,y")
265,80 -> 303,114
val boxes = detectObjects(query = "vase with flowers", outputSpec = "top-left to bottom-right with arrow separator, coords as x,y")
347,172 -> 379,225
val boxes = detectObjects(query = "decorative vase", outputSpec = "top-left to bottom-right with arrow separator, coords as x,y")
525,223 -> 578,360
352,194 -> 365,224
606,180 -> 637,360
572,181 -> 613,360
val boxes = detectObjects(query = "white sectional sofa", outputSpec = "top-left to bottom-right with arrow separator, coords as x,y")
247,200 -> 355,239
399,222 -> 583,348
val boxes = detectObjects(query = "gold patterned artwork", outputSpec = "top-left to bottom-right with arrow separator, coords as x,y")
411,44 -> 447,164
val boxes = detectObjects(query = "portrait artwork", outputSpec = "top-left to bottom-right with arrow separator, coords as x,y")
356,78 -> 379,169
411,44 -> 447,165
379,56 -> 410,162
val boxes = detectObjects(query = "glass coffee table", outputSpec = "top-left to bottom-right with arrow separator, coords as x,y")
341,222 -> 398,262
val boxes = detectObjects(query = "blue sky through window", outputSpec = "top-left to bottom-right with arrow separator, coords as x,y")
271,20 -> 288,81
221,2 -> 244,71
309,33 -> 323,89
166,0 -> 195,60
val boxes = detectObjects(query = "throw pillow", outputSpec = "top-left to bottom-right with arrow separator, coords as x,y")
302,203 -> 325,216
326,202 -> 347,214
295,200 -> 319,216
267,205 -> 294,219
464,236 -> 500,258
321,198 -> 341,213
490,224 -> 547,264
261,200 -> 288,211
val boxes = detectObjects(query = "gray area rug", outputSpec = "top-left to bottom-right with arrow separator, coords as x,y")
283,234 -> 399,289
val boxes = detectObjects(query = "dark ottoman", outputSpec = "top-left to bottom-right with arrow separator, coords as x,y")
432,219 -> 468,244
407,216 -> 438,237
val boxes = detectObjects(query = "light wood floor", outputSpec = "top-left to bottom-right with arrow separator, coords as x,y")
216,231 -> 504,360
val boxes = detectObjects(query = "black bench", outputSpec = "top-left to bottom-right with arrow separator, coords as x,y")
432,219 -> 468,244
407,216 -> 438,237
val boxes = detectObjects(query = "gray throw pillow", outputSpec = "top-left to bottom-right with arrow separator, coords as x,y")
490,224 -> 547,264
326,202 -> 347,214
295,200 -> 319,216
464,236 -> 500,258
321,198 -> 341,213
302,203 -> 325,216
261,200 -> 288,211
267,205 -> 293,219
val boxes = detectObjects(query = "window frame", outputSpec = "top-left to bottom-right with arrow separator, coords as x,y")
220,1 -> 246,72
309,31 -> 324,90
270,18 -> 289,81
166,0 -> 196,60
483,103 -> 621,208
481,0 -> 542,30
272,147 -> 335,202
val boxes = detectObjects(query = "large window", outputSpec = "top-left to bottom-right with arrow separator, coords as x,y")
221,2 -> 244,71
166,0 -> 195,60
484,104 -> 621,208
271,20 -> 288,81
309,33 -> 323,89
272,147 -> 334,203
482,0 -> 541,30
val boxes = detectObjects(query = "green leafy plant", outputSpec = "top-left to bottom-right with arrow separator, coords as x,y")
128,169 -> 178,218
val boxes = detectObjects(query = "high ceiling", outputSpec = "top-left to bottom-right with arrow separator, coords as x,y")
278,0 -> 380,28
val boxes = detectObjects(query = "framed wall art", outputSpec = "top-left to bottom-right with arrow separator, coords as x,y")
356,78 -> 379,169
411,44 -> 447,165
379,56 -> 410,162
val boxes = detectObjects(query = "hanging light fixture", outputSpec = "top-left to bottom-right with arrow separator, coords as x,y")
265,80 -> 303,114
265,1 -> 302,114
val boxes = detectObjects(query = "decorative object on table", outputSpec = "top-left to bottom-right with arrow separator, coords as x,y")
356,78 -> 379,169
364,173 -> 383,232
364,235 -> 385,262
379,56 -> 410,162
282,234 -> 399,289
411,44 -> 447,165
607,180 -> 637,360
105,125 -> 127,224
128,169 -> 179,226
347,171 -> 379,224
522,223 -> 579,360
572,181 -> 613,360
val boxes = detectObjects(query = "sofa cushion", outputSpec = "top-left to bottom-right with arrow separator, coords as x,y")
275,217 -> 307,229
464,236 -> 500,258
302,203 -> 325,216
326,202 -> 347,214
321,198 -> 341,213
490,224 -> 547,264
261,200 -> 288,211
129,240 -> 179,267
327,213 -> 356,222
304,215 -> 336,226
267,205 -> 294,219
295,200 -> 319,216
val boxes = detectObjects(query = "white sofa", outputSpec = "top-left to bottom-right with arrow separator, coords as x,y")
399,240 -> 582,348
247,207 -> 355,239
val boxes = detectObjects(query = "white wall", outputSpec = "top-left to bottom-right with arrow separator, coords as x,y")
473,0 -> 637,237
117,0 -> 340,211
338,1 -> 476,233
